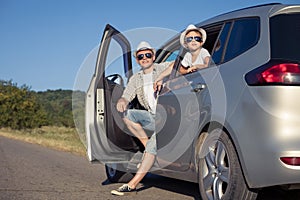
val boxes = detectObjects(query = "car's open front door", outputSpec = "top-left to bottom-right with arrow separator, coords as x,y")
86,24 -> 137,163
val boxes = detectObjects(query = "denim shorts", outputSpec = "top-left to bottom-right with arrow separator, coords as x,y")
125,109 -> 155,131
125,109 -> 157,155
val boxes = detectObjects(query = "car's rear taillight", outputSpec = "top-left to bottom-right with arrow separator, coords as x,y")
280,157 -> 300,166
245,60 -> 300,86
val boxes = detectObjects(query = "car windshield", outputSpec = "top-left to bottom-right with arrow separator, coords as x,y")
270,13 -> 300,62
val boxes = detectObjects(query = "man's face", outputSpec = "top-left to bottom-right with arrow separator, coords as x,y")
136,49 -> 155,69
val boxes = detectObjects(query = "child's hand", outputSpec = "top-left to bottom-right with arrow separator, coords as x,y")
188,66 -> 197,73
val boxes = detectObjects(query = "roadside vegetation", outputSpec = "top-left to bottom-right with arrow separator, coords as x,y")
0,126 -> 86,156
0,80 -> 86,156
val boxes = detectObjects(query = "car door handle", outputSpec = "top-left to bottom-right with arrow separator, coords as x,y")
191,84 -> 206,93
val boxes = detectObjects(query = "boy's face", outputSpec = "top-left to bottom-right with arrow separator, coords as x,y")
185,30 -> 203,52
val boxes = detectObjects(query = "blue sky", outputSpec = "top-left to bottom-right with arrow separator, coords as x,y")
0,0 -> 299,91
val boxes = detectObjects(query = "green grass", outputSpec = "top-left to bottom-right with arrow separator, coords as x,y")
0,126 -> 86,156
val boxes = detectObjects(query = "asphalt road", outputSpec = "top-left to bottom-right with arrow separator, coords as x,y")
0,136 -> 299,200
0,136 -> 200,200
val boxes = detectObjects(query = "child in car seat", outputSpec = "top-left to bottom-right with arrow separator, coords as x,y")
154,24 -> 211,91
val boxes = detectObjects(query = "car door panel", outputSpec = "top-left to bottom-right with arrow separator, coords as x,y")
156,71 -> 209,171
86,24 -> 137,163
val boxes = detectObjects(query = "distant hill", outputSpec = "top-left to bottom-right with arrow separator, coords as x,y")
36,89 -> 75,127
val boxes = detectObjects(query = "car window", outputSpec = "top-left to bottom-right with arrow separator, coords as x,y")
224,18 -> 260,62
165,50 -> 179,62
173,23 -> 224,74
211,22 -> 232,65
154,42 -> 182,78
104,39 -> 129,86
270,13 -> 300,62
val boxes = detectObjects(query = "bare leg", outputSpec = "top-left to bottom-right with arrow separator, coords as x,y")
127,152 -> 155,189
123,117 -> 148,147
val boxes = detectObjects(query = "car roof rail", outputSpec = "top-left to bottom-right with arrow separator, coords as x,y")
237,3 -> 282,11
201,3 -> 282,24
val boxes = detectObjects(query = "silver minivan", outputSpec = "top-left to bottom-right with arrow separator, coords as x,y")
83,3 -> 300,200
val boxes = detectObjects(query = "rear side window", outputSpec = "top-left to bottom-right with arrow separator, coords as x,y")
224,18 -> 260,62
270,13 -> 300,62
211,22 -> 231,65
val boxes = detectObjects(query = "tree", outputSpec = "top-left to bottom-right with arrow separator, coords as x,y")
0,80 -> 47,129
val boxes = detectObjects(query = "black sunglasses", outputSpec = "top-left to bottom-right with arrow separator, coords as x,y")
137,53 -> 153,60
185,36 -> 202,43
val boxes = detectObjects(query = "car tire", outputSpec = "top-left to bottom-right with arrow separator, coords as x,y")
105,163 -> 134,183
197,128 -> 258,200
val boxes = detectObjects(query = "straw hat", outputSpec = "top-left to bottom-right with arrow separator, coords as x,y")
180,24 -> 207,48
133,41 -> 156,57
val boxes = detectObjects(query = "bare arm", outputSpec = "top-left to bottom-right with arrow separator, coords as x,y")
187,56 -> 210,73
179,66 -> 190,74
153,62 -> 174,92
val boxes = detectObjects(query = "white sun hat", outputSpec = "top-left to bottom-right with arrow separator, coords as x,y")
133,41 -> 156,57
180,24 -> 207,49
